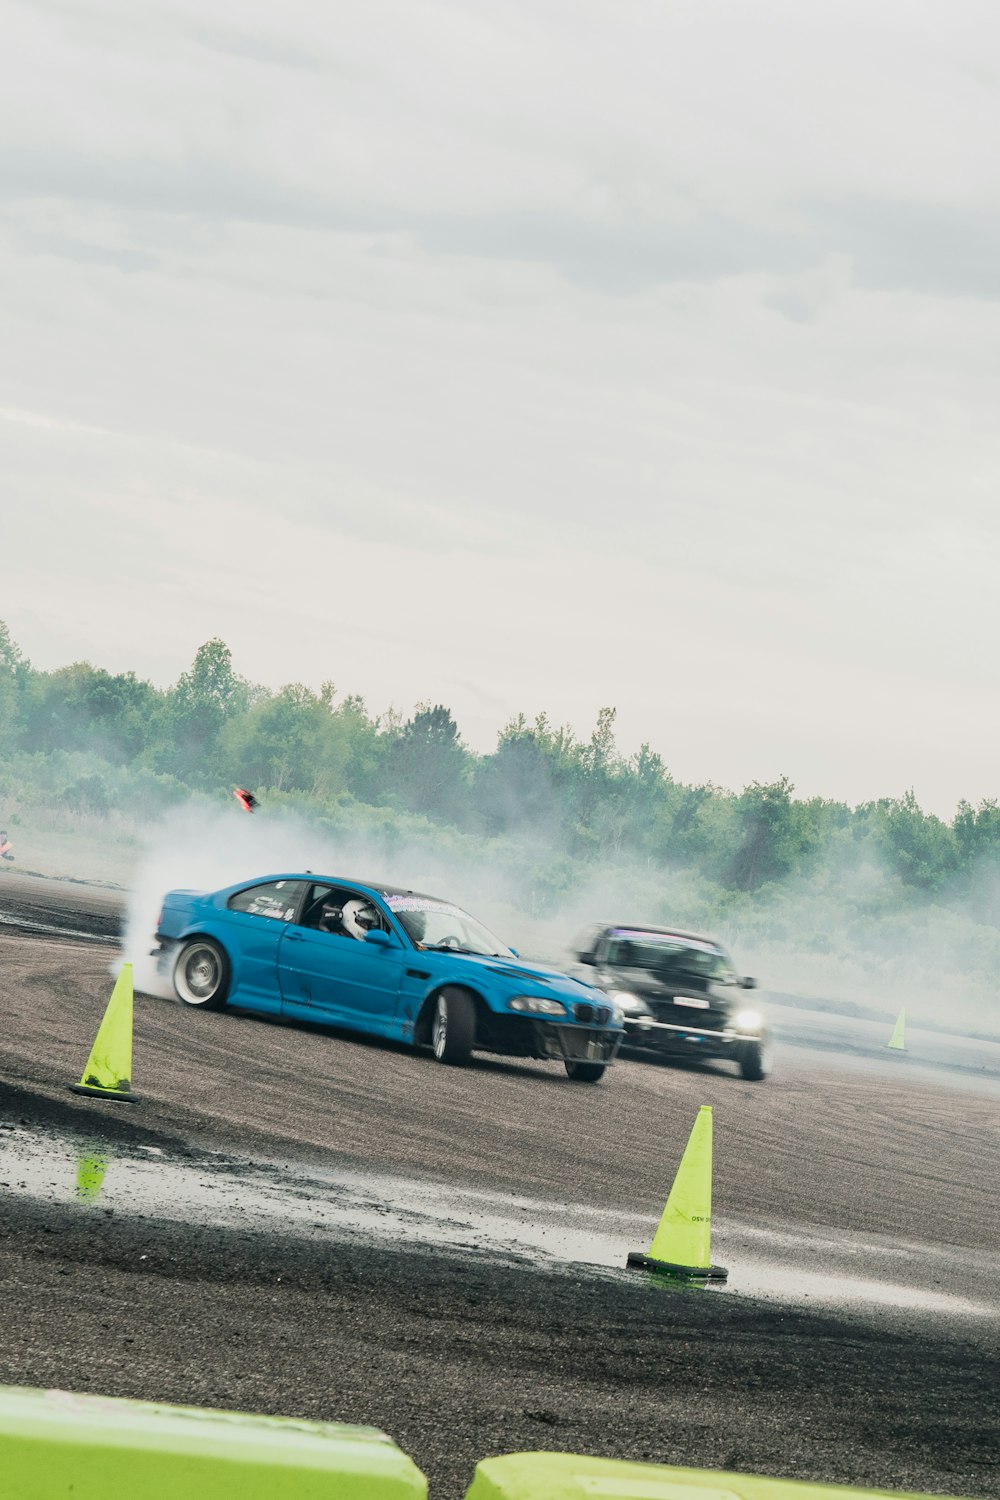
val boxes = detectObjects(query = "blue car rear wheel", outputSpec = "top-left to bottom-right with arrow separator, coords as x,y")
174,939 -> 229,1010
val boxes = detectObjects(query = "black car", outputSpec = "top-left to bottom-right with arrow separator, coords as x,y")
570,923 -> 771,1081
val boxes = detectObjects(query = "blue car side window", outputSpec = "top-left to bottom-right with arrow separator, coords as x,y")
227,880 -> 306,922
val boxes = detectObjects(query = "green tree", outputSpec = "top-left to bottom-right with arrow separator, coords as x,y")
0,621 -> 30,750
607,742 -> 672,858
220,682 -> 378,800
333,694 -> 391,805
475,712 -> 591,844
583,706 -> 619,777
864,790 -> 959,891
727,776 -> 808,891
163,639 -> 249,785
659,783 -> 736,876
954,798 -> 1000,867
389,704 -> 469,825
475,716 -> 559,838
22,663 -> 161,762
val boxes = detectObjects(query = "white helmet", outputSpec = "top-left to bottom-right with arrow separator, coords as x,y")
341,898 -> 379,940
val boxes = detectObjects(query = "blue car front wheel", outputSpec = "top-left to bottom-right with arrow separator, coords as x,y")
564,1059 -> 606,1083
431,989 -> 476,1066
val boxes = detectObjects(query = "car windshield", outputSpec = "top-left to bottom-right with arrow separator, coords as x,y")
605,929 -> 737,983
384,896 -> 513,957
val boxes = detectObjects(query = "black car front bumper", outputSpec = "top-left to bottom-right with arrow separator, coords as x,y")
622,1016 -> 763,1057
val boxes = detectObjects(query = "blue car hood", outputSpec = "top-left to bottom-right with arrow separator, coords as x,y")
446,952 -> 601,998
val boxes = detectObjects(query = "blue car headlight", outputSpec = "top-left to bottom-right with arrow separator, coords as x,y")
509,996 -> 568,1017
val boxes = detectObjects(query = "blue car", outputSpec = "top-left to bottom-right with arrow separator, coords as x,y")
154,873 -> 625,1082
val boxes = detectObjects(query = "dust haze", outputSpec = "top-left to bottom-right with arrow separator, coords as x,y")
120,799 -> 999,1038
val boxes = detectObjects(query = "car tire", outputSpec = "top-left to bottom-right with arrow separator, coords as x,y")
564,1060 -> 606,1083
173,938 -> 230,1010
431,988 -> 476,1065
738,1035 -> 772,1081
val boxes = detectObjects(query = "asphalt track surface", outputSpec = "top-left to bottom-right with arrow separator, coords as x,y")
1,873 -> 998,1499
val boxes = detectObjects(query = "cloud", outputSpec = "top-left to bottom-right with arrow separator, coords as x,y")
3,0 -> 1000,816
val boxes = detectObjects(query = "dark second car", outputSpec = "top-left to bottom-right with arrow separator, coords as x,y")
570,923 -> 771,1080
154,873 -> 624,1082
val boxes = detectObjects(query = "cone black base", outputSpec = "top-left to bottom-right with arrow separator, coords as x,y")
69,1084 -> 139,1104
627,1250 -> 728,1281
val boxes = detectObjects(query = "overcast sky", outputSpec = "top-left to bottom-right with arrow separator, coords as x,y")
2,0 -> 998,816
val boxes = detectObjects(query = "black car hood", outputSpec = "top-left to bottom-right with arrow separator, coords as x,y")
598,965 -> 731,1007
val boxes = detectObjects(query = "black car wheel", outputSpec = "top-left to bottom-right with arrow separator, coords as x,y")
564,1060 -> 606,1083
431,988 -> 476,1065
738,1035 -> 772,1081
173,939 -> 229,1010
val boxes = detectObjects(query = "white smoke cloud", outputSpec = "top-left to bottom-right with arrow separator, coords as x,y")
119,797 -> 1000,1044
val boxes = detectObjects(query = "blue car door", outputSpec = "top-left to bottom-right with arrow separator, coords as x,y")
277,884 -> 407,1035
220,879 -> 309,1014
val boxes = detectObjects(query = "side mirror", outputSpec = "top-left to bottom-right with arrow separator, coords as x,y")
576,951 -> 596,966
365,928 -> 395,948
509,948 -> 520,958
741,976 -> 757,989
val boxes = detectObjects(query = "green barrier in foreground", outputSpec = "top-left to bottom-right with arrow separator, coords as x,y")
0,1385 -> 427,1500
465,1453 -> 976,1500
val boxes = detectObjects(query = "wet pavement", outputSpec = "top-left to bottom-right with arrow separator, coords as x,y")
768,1006 -> 1000,1084
2,1124 -> 996,1334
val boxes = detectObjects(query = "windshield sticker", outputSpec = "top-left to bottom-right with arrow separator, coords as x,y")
384,896 -> 462,916
610,929 -> 722,955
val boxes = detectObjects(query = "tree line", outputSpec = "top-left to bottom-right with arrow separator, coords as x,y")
2,623 -> 998,906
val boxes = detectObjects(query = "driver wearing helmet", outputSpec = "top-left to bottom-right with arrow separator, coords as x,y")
340,898 -> 380,941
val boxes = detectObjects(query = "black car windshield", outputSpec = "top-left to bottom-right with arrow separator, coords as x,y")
384,896 -> 513,957
605,929 -> 737,983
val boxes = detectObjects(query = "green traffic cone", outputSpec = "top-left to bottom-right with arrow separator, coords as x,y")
70,964 -> 138,1103
627,1105 -> 727,1280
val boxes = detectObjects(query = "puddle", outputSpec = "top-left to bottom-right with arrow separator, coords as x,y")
1,1128 -> 994,1325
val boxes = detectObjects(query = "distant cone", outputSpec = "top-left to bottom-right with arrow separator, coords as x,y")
627,1105 -> 726,1280
69,964 -> 138,1103
887,1007 -> 906,1051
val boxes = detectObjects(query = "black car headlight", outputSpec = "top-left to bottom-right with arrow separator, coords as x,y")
509,996 -> 568,1017
609,989 -> 652,1018
733,1008 -> 764,1033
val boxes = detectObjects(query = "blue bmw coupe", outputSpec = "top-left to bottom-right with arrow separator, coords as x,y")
154,873 -> 624,1081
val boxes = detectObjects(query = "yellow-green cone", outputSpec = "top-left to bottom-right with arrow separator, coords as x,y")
70,964 -> 138,1103
887,1007 -> 906,1051
627,1105 -> 726,1280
